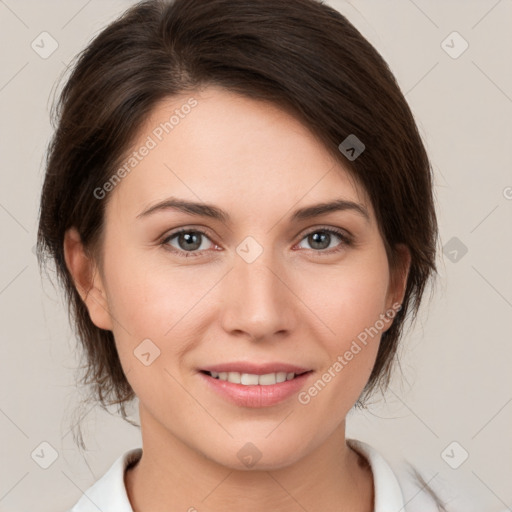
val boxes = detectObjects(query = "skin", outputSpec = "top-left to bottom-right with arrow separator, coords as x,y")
64,85 -> 410,512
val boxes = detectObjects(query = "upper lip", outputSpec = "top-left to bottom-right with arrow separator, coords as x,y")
199,362 -> 312,375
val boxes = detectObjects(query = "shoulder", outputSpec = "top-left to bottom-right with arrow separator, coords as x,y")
347,438 -> 464,512
66,447 -> 142,512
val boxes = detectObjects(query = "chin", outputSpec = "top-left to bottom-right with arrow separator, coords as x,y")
202,435 -> 311,472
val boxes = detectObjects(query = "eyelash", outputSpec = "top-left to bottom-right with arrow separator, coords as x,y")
161,226 -> 353,258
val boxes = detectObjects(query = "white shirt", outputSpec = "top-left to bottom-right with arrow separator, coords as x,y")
67,439 -> 446,511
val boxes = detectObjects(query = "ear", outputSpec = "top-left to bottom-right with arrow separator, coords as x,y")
63,227 -> 113,331
385,243 -> 411,316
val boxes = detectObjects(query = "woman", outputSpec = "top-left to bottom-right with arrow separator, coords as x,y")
37,0 -> 448,510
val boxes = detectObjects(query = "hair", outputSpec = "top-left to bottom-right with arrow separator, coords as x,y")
37,0 -> 438,482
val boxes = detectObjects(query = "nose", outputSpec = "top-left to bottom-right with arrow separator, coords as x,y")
219,246 -> 297,341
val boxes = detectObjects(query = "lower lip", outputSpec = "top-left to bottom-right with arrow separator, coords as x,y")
198,371 -> 313,408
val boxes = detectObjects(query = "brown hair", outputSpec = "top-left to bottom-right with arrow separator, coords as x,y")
37,0 -> 438,444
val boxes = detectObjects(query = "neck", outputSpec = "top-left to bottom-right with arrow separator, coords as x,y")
125,405 -> 373,512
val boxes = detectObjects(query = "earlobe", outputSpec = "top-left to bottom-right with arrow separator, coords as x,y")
63,227 -> 113,331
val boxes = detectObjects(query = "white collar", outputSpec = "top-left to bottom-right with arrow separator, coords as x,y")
68,439 -> 410,511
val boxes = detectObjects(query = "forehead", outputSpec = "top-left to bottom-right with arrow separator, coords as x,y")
107,85 -> 371,220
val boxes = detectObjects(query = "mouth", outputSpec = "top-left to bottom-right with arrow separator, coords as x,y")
199,369 -> 312,386
198,368 -> 314,407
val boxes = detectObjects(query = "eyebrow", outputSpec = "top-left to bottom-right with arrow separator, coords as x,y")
136,196 -> 370,224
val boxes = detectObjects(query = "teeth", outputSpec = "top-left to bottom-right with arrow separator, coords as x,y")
241,373 -> 259,385
276,372 -> 287,383
208,371 -> 297,385
227,371 -> 241,384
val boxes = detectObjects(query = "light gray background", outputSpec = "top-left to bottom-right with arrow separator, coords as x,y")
0,1 -> 511,511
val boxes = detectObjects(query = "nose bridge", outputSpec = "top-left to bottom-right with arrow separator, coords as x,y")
220,239 -> 294,338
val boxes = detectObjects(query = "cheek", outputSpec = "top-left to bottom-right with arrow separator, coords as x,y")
101,257 -> 203,399
295,268 -> 389,422
298,251 -> 390,392
101,246 -> 221,363
103,241 -> 200,329
298,252 -> 390,343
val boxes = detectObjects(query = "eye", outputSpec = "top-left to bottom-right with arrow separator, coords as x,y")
296,227 -> 352,254
162,228 -> 216,257
161,226 -> 353,258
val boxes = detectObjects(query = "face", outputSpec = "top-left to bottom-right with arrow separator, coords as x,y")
69,86 -> 408,470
